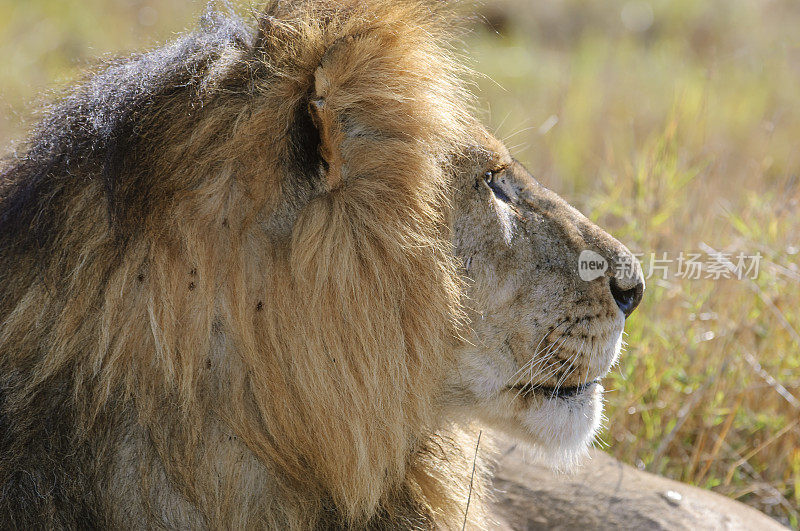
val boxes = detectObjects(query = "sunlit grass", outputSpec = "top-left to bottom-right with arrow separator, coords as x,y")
1,0 -> 798,526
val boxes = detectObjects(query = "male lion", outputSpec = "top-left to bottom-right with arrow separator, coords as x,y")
0,1 -> 644,528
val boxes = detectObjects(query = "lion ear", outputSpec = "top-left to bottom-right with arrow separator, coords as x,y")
308,65 -> 346,190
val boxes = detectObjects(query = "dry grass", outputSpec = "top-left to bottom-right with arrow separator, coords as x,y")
1,0 -> 798,527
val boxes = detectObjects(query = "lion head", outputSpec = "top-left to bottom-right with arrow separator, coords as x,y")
0,0 -> 643,528
449,132 -> 644,466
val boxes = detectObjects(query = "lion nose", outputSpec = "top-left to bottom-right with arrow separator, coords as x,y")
609,275 -> 644,317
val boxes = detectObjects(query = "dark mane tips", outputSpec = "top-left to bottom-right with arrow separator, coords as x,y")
0,8 -> 254,258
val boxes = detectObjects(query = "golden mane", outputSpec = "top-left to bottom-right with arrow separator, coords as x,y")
0,0 -> 486,527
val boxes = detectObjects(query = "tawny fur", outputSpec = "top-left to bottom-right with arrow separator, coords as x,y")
0,1 -> 488,528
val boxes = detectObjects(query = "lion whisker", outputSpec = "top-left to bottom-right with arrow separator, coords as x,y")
547,341 -> 584,398
505,318 -> 570,386
524,332 -> 575,391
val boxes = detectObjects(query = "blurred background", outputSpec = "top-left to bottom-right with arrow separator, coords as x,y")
1,0 -> 798,526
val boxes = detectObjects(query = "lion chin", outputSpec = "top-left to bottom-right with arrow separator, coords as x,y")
488,384 -> 606,468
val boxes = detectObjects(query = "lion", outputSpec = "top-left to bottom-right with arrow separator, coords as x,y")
0,0 -> 644,528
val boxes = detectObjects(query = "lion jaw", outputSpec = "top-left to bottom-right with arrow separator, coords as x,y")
451,311 -> 625,468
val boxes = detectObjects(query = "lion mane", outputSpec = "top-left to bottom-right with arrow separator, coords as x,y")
0,1 -> 490,528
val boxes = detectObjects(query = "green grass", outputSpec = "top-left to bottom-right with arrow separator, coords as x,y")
1,0 -> 798,526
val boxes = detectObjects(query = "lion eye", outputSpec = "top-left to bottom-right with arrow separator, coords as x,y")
483,168 -> 512,203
